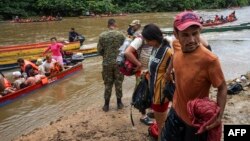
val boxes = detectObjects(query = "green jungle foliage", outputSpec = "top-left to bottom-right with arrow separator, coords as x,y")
0,0 -> 249,20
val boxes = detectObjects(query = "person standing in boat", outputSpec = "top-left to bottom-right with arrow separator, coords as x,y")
43,37 -> 64,67
69,28 -> 85,46
97,18 -> 126,112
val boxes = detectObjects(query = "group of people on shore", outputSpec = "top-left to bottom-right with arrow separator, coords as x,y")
97,11 -> 227,141
200,11 -> 237,24
0,37 -> 65,97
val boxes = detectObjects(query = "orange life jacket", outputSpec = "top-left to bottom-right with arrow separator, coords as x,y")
3,78 -> 11,88
54,63 -> 60,72
21,60 -> 38,72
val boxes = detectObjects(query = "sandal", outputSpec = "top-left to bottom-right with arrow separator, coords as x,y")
140,116 -> 154,126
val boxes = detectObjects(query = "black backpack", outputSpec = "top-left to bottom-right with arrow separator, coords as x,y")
131,75 -> 151,113
130,74 -> 152,126
227,83 -> 243,95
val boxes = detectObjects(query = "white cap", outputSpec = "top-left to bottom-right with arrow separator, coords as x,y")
13,71 -> 21,78
129,20 -> 141,26
36,58 -> 43,65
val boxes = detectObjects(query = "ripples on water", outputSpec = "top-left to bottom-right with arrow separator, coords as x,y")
0,7 -> 250,141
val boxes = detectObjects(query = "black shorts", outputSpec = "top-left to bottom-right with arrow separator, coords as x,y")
161,108 -> 208,141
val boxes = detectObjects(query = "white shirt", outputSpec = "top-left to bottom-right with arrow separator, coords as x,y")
130,37 -> 153,70
13,78 -> 25,90
38,65 -> 45,75
42,59 -> 56,73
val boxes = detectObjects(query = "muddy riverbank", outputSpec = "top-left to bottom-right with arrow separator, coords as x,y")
14,72 -> 250,141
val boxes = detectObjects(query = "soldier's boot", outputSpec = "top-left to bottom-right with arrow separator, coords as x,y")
102,99 -> 110,112
117,98 -> 124,109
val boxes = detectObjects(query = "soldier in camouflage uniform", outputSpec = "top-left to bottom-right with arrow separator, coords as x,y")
97,19 -> 126,112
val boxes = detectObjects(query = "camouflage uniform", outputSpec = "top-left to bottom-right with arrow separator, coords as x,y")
97,29 -> 125,100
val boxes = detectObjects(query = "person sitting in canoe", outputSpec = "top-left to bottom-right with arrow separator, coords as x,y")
42,55 -> 57,77
36,58 -> 45,75
214,15 -> 220,23
0,72 -> 16,97
25,68 -> 46,86
17,58 -> 38,77
50,62 -> 63,76
220,15 -> 227,23
12,71 -> 26,90
69,28 -> 85,46
228,11 -> 237,21
199,16 -> 204,24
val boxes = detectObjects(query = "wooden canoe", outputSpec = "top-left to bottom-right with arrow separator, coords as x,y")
0,44 -> 98,71
11,18 -> 62,23
0,63 -> 83,106
202,18 -> 237,27
79,14 -> 127,19
0,41 -> 80,58
162,22 -> 250,34
202,22 -> 250,33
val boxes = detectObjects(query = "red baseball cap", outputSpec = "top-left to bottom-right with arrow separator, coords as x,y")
174,11 -> 202,31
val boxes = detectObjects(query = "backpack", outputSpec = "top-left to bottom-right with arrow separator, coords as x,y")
116,36 -> 142,76
131,74 -> 151,113
130,74 -> 152,126
227,83 -> 243,95
116,38 -> 132,67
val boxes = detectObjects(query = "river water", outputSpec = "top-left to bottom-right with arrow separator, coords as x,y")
0,7 -> 250,141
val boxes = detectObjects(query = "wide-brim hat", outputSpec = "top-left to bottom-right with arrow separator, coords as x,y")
130,20 -> 141,26
36,58 -> 43,65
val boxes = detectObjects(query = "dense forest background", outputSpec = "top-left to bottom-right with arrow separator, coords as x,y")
0,0 -> 250,20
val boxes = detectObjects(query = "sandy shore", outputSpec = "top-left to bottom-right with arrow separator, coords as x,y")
14,72 -> 250,141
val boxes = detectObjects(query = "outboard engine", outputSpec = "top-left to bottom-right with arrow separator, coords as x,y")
71,53 -> 85,64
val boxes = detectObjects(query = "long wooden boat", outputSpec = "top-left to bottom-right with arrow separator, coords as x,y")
162,22 -> 250,34
0,63 -> 83,106
0,44 -> 98,71
202,22 -> 250,33
202,18 -> 237,27
79,13 -> 127,19
0,41 -> 80,58
11,18 -> 62,23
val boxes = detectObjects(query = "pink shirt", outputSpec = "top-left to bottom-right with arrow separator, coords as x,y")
46,43 -> 63,56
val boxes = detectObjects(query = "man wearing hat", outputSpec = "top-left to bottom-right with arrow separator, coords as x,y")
127,20 -> 141,37
36,58 -> 45,75
161,11 -> 227,141
12,71 -> 25,90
